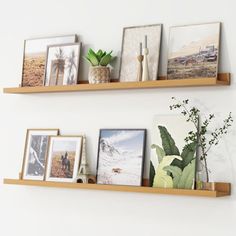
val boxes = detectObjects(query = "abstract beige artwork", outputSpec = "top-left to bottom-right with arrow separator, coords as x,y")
119,24 -> 162,82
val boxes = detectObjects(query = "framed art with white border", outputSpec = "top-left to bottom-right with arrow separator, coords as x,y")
45,136 -> 83,182
21,129 -> 59,180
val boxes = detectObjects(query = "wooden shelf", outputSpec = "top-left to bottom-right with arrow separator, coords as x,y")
3,179 -> 231,198
3,73 -> 230,94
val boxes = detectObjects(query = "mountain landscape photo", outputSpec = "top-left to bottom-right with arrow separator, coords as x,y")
97,130 -> 145,186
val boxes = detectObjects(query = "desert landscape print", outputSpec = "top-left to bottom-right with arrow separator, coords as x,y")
21,35 -> 76,87
167,23 -> 220,80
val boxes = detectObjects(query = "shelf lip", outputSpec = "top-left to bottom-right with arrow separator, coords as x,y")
3,73 -> 230,94
3,178 -> 230,198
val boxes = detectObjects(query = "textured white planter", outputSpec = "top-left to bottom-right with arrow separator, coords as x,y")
88,66 -> 110,84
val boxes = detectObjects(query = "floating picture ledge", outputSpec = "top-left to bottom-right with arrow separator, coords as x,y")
3,179 -> 231,198
3,73 -> 230,94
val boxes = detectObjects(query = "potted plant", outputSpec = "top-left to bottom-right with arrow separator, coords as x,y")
169,97 -> 233,190
85,49 -> 114,84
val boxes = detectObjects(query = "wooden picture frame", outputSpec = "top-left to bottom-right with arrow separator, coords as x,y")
96,129 -> 146,186
45,135 -> 83,182
119,24 -> 162,82
21,34 -> 77,87
167,22 -> 221,80
44,42 -> 82,86
21,129 -> 60,180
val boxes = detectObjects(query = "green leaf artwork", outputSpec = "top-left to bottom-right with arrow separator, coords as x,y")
153,155 -> 182,188
151,120 -> 197,189
151,144 -> 165,163
158,126 -> 180,156
181,142 -> 197,169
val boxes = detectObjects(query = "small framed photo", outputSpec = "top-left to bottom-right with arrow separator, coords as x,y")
21,35 -> 77,87
44,43 -> 81,86
96,129 -> 146,186
21,129 -> 59,180
45,136 -> 83,182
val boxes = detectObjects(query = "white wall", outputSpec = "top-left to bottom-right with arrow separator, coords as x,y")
0,0 -> 236,235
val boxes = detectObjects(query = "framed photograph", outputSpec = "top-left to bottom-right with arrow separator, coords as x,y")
21,35 -> 77,87
44,43 -> 81,86
21,129 -> 59,180
45,136 -> 83,182
150,115 -> 197,189
167,22 -> 221,80
96,129 -> 146,186
119,24 -> 162,82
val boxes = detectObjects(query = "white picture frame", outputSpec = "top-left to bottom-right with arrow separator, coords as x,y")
45,136 -> 83,182
44,43 -> 81,86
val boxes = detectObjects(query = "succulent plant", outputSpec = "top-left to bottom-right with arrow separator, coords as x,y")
85,49 -> 114,67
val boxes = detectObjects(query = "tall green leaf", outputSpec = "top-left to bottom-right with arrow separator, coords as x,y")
181,142 -> 197,169
149,161 -> 155,187
100,54 -> 112,66
158,125 -> 182,169
151,144 -> 165,163
158,126 -> 180,156
177,160 -> 196,189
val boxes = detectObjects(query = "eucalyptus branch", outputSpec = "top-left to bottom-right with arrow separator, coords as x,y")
170,97 -> 233,182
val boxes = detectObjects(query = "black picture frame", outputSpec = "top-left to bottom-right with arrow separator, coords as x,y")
96,129 -> 146,186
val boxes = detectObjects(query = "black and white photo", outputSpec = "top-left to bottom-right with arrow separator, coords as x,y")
21,129 -> 59,180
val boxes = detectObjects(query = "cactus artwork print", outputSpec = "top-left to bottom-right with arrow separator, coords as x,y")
150,115 -> 198,189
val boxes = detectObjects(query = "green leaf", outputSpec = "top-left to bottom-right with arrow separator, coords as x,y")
151,144 -> 165,163
177,160 -> 196,189
100,54 -> 112,66
149,161 -> 155,187
84,56 -> 91,64
163,165 -> 182,188
158,126 -> 180,156
158,126 -> 182,169
153,155 -> 182,188
181,142 -> 197,169
87,49 -> 99,66
96,50 -> 104,61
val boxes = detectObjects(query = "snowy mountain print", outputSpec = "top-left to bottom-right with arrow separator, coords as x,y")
97,129 -> 146,186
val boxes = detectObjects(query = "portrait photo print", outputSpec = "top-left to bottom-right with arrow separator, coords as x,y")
21,129 -> 59,180
45,136 -> 83,182
96,129 -> 146,186
44,43 -> 81,86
